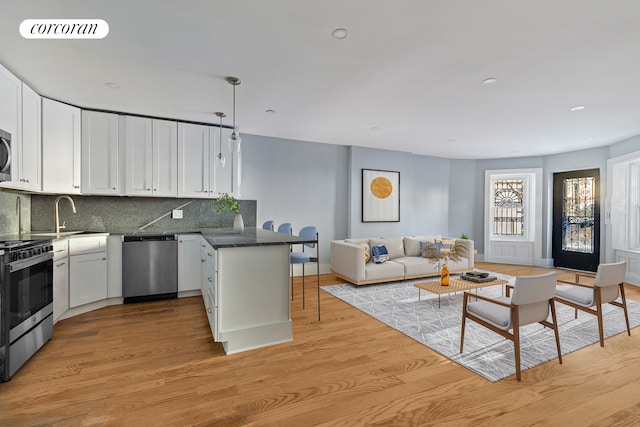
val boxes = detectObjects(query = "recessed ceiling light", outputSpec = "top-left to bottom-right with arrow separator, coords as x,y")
371,126 -> 380,132
447,138 -> 456,143
482,78 -> 497,84
331,28 -> 348,39
570,105 -> 585,111
265,109 -> 276,115
105,82 -> 120,89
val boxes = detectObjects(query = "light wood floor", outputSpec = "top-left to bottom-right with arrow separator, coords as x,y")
2,263 -> 640,426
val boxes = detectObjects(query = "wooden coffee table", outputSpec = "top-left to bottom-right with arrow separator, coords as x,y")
414,276 -> 509,308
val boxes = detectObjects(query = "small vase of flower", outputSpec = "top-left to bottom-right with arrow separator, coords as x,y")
214,193 -> 243,232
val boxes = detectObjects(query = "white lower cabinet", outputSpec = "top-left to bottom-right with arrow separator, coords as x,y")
177,234 -> 202,293
52,240 -> 69,323
201,238 -> 218,339
69,236 -> 108,308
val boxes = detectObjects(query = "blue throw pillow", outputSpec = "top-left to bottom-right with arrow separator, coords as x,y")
371,244 -> 389,263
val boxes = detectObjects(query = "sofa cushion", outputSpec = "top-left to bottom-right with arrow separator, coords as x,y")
404,237 -> 426,257
364,261 -> 405,282
346,238 -> 370,246
370,237 -> 404,259
371,244 -> 389,263
358,243 -> 371,263
393,256 -> 439,277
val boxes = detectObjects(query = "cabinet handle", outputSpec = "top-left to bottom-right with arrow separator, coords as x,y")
179,240 -> 183,243
74,185 -> 80,189
208,277 -> 213,282
147,188 -> 151,191
207,308 -> 211,314
112,187 -> 116,190
102,257 -> 107,261
201,259 -> 206,263
56,262 -> 66,267
55,249 -> 65,253
208,253 -> 213,256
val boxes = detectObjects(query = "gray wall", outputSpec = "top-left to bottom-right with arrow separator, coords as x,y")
241,134 -> 349,264
347,146 -> 451,239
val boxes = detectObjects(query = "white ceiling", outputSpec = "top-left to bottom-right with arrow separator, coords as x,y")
2,0 -> 640,159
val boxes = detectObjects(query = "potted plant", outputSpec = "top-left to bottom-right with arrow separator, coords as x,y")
214,193 -> 243,231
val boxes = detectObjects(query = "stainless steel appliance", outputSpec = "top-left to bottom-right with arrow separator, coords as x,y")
122,235 -> 178,303
1,239 -> 54,382
0,129 -> 11,182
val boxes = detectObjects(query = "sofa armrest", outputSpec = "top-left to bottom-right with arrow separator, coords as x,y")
330,241 -> 366,282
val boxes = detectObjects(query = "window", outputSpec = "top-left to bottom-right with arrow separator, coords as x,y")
610,157 -> 640,251
493,179 -> 525,236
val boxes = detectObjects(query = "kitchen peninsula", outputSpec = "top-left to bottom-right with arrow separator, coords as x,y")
200,227 -> 318,354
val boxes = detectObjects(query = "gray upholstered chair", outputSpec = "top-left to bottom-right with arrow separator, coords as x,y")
262,220 -> 274,231
460,271 -> 562,381
555,261 -> 630,347
277,223 -> 292,235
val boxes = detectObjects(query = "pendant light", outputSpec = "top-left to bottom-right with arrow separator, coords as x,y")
214,111 -> 226,167
225,76 -> 241,153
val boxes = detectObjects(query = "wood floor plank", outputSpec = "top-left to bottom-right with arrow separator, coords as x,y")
1,262 -> 639,426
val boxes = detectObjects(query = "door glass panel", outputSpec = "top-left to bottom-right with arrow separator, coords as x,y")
562,177 -> 595,254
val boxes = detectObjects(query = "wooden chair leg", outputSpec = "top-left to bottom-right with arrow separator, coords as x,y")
550,300 -> 563,364
620,283 -> 631,336
460,294 -> 468,352
512,309 -> 521,381
595,288 -> 605,347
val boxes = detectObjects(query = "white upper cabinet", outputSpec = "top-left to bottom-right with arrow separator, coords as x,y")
177,122 -> 212,198
0,64 -> 21,173
42,99 -> 81,194
16,83 -> 42,190
125,116 -> 178,197
177,123 -> 240,198
81,110 -> 122,195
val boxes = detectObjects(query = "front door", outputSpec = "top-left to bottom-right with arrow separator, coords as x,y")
552,169 -> 600,271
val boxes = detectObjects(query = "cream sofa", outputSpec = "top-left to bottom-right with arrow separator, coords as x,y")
330,236 -> 474,285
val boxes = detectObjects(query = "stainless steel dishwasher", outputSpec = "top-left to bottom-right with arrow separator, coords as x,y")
122,234 -> 178,303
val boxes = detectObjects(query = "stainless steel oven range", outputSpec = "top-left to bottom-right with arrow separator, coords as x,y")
0,239 -> 53,382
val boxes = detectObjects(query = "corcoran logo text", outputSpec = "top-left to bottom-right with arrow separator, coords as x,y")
20,19 -> 109,39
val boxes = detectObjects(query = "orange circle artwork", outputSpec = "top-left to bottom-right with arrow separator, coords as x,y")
370,177 -> 393,199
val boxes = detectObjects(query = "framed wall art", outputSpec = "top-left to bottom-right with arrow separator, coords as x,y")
362,168 -> 400,222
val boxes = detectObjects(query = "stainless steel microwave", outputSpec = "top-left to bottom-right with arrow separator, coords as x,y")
0,129 -> 11,182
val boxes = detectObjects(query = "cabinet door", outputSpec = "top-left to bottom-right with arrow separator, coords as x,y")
124,116 -> 153,196
177,123 -> 212,198
42,99 -> 81,193
18,83 -> 42,191
178,234 -> 202,292
200,238 -> 215,293
81,111 -> 120,195
152,119 -> 178,197
69,252 -> 108,307
53,256 -> 69,322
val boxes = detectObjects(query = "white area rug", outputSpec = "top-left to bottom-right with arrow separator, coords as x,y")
321,274 -> 640,381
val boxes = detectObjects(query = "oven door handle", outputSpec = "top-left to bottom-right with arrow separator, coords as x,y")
9,251 -> 53,271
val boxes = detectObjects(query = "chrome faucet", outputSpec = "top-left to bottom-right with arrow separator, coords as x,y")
54,195 -> 77,234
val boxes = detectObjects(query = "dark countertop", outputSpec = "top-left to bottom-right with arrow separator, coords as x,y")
200,228 -> 315,248
3,228 -> 314,249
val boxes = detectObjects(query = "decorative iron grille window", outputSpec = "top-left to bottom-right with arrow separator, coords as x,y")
561,176 -> 595,253
493,179 -> 525,236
